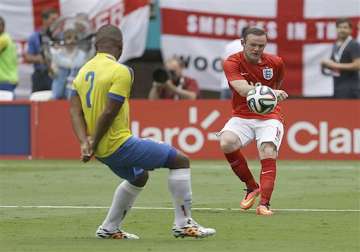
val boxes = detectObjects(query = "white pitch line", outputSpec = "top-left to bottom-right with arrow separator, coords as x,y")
0,205 -> 359,212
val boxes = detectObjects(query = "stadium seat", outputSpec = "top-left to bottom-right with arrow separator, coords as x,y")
0,90 -> 15,101
29,90 -> 53,101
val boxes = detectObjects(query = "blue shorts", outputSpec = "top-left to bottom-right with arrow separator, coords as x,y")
97,136 -> 177,182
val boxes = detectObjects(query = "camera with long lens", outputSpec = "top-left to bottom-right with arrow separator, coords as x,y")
152,68 -> 177,84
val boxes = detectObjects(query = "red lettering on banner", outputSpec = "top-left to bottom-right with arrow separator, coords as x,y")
90,1 -> 148,30
31,1 -> 149,33
91,3 -> 125,30
162,0 -> 359,96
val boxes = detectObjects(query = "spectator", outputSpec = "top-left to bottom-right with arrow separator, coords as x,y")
321,18 -> 360,98
0,16 -> 18,94
219,27 -> 248,99
24,8 -> 59,93
50,29 -> 87,99
74,13 -> 95,58
148,57 -> 200,100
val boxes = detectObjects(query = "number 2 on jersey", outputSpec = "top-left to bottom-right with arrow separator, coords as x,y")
85,71 -> 95,108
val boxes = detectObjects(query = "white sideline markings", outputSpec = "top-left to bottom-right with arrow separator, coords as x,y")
0,205 -> 359,212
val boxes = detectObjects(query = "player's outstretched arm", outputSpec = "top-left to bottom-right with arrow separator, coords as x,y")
70,95 -> 93,162
229,79 -> 255,97
92,97 -> 124,152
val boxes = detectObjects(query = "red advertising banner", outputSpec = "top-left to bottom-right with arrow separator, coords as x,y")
25,99 -> 360,160
31,101 -> 80,159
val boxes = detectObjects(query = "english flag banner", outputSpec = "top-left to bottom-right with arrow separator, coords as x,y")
160,0 -> 360,96
1,0 -> 149,62
0,0 -> 149,96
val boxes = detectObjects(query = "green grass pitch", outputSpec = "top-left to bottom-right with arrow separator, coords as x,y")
0,160 -> 359,252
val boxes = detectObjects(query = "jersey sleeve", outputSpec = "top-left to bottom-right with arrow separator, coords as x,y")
223,58 -> 244,82
276,57 -> 285,88
108,66 -> 132,101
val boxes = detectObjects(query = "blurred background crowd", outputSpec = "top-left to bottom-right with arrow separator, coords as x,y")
0,0 -> 359,101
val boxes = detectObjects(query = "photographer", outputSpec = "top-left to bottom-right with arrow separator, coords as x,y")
148,57 -> 200,100
24,8 -> 59,93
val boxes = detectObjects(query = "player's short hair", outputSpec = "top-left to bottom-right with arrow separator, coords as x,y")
0,16 -> 4,26
240,26 -> 249,38
336,18 -> 352,28
243,27 -> 267,41
41,8 -> 58,20
95,24 -> 123,49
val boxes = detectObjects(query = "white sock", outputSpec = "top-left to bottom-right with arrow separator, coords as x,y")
168,168 -> 192,227
101,180 -> 143,232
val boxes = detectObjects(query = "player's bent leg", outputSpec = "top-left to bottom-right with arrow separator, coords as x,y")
96,179 -> 144,239
166,150 -> 216,238
219,131 -> 242,153
220,131 -> 259,209
259,142 -> 277,160
130,170 -> 149,187
257,142 -> 277,216
165,150 -> 190,169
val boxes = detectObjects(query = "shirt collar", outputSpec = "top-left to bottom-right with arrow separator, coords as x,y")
96,52 -> 116,61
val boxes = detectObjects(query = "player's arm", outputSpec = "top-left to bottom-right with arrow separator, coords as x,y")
223,58 -> 255,97
70,94 -> 93,162
92,97 -> 123,153
273,58 -> 288,102
229,79 -> 255,97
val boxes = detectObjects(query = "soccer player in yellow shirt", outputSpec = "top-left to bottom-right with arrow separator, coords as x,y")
70,24 -> 215,240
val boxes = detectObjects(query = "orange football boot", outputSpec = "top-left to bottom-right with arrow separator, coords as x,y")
240,188 -> 260,210
256,204 -> 273,216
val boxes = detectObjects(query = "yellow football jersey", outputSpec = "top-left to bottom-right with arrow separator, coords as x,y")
72,53 -> 133,157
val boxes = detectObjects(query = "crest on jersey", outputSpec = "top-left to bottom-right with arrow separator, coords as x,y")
263,68 -> 273,80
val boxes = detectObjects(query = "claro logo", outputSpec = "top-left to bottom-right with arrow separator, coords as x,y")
287,121 -> 360,154
131,107 -> 220,153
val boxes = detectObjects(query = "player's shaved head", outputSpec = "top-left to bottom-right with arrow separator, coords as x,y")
95,24 -> 123,59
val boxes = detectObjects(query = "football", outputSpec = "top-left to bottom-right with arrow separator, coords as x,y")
246,85 -> 277,114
